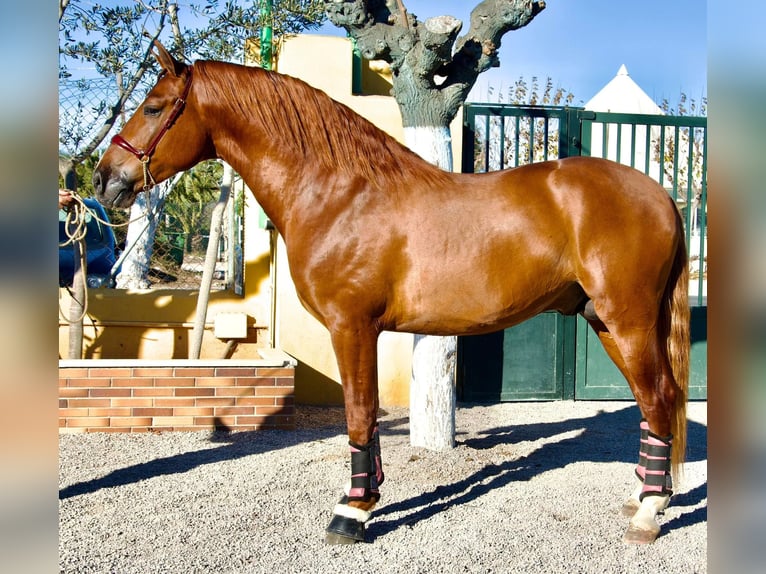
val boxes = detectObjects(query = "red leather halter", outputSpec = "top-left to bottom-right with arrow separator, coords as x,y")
111,66 -> 194,191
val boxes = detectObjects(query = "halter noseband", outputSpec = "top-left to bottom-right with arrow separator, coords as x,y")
111,66 -> 194,191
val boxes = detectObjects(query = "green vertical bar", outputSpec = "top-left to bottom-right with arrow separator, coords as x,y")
615,123 -> 622,162
659,125 -> 666,188
672,126 -> 681,201
562,314 -> 576,399
697,125 -> 708,305
699,124 -> 708,305
644,124 -> 651,174
461,105 -> 476,174
483,115 -> 490,172
499,115 -> 506,170
350,36 -> 362,95
576,109 -> 593,158
685,125 -> 694,257
260,0 -> 273,70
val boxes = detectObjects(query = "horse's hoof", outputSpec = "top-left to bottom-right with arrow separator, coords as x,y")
325,514 -> 365,544
325,531 -> 360,545
623,524 -> 660,545
621,498 -> 640,518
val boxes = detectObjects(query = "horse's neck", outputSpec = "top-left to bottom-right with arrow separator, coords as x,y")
210,127 -> 320,236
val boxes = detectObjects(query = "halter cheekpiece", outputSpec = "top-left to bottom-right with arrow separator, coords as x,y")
111,66 -> 194,191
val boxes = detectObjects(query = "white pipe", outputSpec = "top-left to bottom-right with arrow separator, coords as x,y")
189,163 -> 234,359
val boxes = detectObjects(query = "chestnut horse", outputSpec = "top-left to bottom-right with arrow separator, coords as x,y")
93,43 -> 689,545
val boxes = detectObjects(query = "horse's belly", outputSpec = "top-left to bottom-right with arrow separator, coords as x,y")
388,258 -> 571,336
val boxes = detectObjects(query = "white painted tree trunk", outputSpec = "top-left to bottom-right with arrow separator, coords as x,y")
404,125 -> 457,451
403,126 -> 454,171
114,181 -> 175,289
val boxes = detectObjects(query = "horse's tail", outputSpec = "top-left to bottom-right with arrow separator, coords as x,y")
664,225 -> 690,481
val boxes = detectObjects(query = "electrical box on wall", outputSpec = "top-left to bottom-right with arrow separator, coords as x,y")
214,312 -> 249,339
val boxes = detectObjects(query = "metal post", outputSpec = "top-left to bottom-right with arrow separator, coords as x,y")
189,163 -> 234,359
62,167 -> 84,359
260,0 -> 273,70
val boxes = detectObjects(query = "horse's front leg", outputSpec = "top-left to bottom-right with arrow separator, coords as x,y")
324,323 -> 384,545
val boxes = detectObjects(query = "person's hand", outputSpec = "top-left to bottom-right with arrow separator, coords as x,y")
59,189 -> 75,209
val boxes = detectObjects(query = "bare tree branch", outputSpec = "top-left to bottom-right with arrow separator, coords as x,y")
394,0 -> 409,29
59,0 -> 71,23
71,10 -> 169,164
450,0 -> 546,77
323,0 -> 546,127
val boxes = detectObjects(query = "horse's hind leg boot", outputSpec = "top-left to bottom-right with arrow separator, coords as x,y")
622,419 -> 673,543
634,419 -> 673,500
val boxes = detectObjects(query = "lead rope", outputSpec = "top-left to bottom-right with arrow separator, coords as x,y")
59,195 -> 93,325
140,157 -> 157,191
58,189 -> 151,325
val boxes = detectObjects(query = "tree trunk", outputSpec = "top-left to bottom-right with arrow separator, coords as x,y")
66,225 -> 86,360
405,127 -> 457,451
114,183 -> 173,289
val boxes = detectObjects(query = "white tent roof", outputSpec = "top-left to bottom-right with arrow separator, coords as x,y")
584,65 -> 664,114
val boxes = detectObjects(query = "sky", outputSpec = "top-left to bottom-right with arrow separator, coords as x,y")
57,0 -> 707,109
314,0 -> 708,107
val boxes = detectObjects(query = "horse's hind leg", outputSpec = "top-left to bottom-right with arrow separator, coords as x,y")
324,322 -> 384,545
586,312 -> 677,544
583,319 -> 645,516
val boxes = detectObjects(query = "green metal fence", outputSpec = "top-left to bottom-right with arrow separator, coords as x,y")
462,104 -> 707,306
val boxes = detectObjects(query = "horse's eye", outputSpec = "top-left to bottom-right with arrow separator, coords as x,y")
143,106 -> 161,117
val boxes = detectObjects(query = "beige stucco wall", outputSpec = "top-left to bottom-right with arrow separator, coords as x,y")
58,197 -> 274,360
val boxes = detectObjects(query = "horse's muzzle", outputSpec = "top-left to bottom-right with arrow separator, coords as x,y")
92,167 -> 137,209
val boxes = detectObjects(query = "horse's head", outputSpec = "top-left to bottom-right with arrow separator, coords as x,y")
93,42 -> 214,208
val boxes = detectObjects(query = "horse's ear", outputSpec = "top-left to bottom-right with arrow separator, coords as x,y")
152,40 -> 186,78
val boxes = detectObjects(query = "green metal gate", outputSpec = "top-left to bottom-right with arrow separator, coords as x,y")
458,104 -> 707,401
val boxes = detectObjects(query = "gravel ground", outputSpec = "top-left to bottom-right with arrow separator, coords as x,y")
60,401 -> 707,573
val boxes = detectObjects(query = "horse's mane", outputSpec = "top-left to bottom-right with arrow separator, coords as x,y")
193,60 -> 450,187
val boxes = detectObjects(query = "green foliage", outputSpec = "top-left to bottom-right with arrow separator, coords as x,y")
59,0 -> 326,160
486,76 -> 577,107
59,1 -> 156,79
660,92 -> 708,117
56,153 -> 99,197
185,1 -> 326,61
164,160 -> 224,253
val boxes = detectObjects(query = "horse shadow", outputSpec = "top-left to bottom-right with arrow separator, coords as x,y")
370,403 -> 707,541
59,406 -> 413,500
59,408 -> 345,500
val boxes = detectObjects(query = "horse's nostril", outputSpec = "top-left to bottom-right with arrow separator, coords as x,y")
92,170 -> 102,194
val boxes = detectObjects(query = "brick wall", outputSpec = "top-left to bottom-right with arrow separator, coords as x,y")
59,358 -> 295,433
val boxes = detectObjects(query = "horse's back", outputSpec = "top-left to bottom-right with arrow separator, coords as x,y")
383,157 -> 681,333
492,156 -> 676,222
